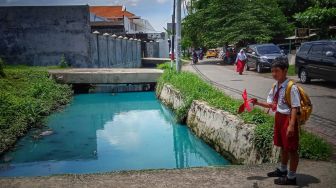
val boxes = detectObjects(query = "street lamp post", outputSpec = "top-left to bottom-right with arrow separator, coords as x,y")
171,0 -> 176,69
176,0 -> 182,72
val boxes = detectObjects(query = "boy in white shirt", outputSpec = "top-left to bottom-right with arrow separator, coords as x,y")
252,57 -> 300,185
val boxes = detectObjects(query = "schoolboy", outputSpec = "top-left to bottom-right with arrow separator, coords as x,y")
251,57 -> 301,185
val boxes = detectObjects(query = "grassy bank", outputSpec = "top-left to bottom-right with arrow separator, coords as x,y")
288,65 -> 296,76
0,66 -> 72,154
157,65 -> 332,161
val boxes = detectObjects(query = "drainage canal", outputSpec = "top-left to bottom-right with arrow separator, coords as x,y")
0,91 -> 230,177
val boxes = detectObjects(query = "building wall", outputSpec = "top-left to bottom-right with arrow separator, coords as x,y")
0,6 -> 92,67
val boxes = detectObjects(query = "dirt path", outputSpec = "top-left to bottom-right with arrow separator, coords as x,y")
1,160 -> 335,188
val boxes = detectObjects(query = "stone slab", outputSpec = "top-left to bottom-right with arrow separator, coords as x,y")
48,68 -> 163,84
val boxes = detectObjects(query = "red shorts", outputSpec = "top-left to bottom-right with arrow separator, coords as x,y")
274,112 -> 299,152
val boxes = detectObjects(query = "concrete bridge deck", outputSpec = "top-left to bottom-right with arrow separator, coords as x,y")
48,68 -> 163,84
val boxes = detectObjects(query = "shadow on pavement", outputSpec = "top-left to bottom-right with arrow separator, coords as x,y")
247,174 -> 320,187
304,80 -> 336,89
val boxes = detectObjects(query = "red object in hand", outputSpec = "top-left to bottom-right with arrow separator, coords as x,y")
238,89 -> 254,114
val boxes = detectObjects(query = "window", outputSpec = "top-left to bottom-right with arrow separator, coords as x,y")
309,44 -> 323,55
256,45 -> 281,55
323,45 -> 336,55
298,44 -> 311,54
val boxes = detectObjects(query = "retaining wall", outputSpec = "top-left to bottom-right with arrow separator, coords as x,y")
90,35 -> 141,68
157,84 -> 279,165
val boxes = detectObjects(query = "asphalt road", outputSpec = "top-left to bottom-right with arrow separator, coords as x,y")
184,58 -> 336,147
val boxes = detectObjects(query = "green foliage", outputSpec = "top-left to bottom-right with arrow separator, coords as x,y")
299,131 -> 332,160
294,7 -> 336,37
0,66 -> 72,154
0,58 -> 5,78
59,55 -> 69,68
157,70 -> 332,160
287,65 -> 296,76
157,62 -> 172,70
183,0 -> 293,48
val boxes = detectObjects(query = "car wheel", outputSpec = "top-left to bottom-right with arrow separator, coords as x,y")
300,69 -> 311,84
246,63 -> 250,71
256,63 -> 263,73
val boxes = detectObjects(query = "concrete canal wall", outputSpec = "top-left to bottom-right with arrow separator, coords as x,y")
157,84 -> 279,165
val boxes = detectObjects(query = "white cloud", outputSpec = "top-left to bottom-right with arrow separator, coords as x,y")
156,0 -> 168,3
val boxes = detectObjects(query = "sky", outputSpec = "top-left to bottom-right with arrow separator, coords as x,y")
0,0 -> 174,32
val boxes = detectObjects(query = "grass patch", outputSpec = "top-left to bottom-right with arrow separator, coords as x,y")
0,65 -> 72,154
157,69 -> 332,161
288,65 -> 296,76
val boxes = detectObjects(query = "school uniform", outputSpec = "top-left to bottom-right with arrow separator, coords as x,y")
267,79 -> 301,152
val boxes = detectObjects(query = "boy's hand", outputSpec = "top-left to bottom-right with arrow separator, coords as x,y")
250,98 -> 258,105
287,124 -> 295,137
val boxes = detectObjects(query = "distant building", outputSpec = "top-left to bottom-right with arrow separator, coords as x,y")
89,6 -> 157,35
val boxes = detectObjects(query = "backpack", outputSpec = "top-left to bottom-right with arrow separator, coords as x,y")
272,80 -> 313,125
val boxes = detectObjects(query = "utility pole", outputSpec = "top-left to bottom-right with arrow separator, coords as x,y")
176,0 -> 182,72
171,0 -> 176,69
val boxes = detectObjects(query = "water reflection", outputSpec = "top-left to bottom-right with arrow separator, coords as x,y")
0,92 -> 229,177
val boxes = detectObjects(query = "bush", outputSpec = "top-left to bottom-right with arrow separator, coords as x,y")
157,69 -> 332,160
0,58 -> 5,78
59,55 -> 69,68
157,62 -> 171,70
0,66 -> 72,154
299,131 -> 332,160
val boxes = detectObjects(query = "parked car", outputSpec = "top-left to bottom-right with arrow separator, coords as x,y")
277,43 -> 290,55
246,44 -> 285,73
205,49 -> 218,58
295,40 -> 336,84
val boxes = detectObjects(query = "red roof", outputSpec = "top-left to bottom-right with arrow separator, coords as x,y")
90,6 -> 138,20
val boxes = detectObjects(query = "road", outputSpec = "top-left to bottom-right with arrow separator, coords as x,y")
183,58 -> 336,147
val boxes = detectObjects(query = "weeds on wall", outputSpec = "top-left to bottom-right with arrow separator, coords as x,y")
157,67 -> 332,161
59,55 -> 69,68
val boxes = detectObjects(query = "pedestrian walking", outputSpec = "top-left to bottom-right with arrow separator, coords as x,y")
235,49 -> 247,75
192,50 -> 198,64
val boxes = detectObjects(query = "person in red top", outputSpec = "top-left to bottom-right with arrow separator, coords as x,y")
235,49 -> 247,75
251,57 -> 301,185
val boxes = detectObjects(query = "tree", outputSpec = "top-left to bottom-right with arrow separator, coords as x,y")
294,7 -> 336,38
183,0 -> 293,48
276,0 -> 336,21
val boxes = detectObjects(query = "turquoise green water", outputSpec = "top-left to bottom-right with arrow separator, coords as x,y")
0,92 -> 229,177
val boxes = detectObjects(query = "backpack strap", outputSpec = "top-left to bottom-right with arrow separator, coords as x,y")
285,79 -> 295,108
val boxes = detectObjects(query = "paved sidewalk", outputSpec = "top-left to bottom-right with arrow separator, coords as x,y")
183,60 -> 336,149
1,160 -> 335,188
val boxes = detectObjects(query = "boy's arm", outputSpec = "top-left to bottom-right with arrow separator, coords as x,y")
252,99 -> 272,108
287,85 -> 301,137
251,87 -> 274,108
287,107 -> 298,137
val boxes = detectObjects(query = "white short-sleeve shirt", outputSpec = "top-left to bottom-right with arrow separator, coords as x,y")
267,79 -> 301,115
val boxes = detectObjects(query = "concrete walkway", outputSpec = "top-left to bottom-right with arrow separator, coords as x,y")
1,160 -> 335,188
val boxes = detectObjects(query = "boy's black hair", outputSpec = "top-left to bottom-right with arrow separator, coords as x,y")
272,56 -> 289,70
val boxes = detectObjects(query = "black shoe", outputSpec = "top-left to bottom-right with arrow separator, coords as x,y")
267,168 -> 288,177
274,176 -> 297,185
